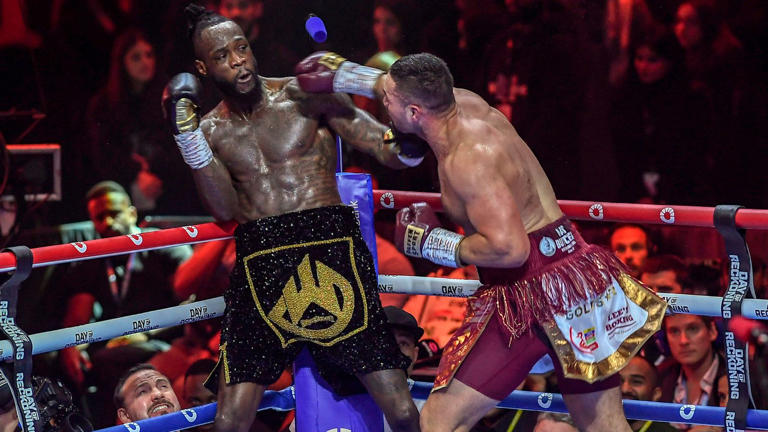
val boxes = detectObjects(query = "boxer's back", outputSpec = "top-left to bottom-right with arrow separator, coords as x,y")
200,77 -> 341,221
439,89 -> 563,234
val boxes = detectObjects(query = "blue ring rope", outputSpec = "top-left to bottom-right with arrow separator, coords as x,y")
94,384 -> 768,432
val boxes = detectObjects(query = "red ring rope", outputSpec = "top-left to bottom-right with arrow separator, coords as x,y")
2,190 -> 768,272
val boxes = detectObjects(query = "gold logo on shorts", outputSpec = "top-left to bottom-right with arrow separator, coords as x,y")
267,254 -> 355,340
244,237 -> 369,347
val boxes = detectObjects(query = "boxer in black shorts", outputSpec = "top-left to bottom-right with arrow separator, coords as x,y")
163,5 -> 428,432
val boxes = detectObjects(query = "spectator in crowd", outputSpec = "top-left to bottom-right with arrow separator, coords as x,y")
480,0 -> 599,199
182,359 -> 217,410
346,3 -> 440,194
619,355 -> 676,431
354,0 -> 415,122
381,306 -> 424,432
658,315 -> 725,426
533,412 -> 579,432
610,224 -> 654,278
674,0 -> 767,208
609,26 -> 713,205
674,0 -> 744,103
686,262 -> 722,296
604,0 -> 659,87
382,306 -> 422,378
149,321 -> 219,386
402,265 -> 473,348
114,364 -> 181,424
182,359 -> 217,432
59,181 -> 192,427
84,29 -> 201,215
640,255 -> 688,294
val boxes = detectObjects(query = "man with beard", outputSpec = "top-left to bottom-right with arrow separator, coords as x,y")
163,5 -> 423,432
296,52 -> 665,431
619,356 -> 675,431
115,364 -> 181,424
610,224 -> 654,278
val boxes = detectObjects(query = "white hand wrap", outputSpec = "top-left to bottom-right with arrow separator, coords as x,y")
333,62 -> 383,99
174,128 -> 213,169
422,228 -> 464,268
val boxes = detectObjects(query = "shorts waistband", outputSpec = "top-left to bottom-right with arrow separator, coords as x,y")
234,205 -> 359,251
478,216 -> 586,285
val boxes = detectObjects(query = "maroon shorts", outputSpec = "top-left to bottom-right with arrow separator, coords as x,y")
454,312 -> 620,400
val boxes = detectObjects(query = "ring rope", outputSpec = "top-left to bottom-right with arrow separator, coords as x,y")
92,385 -> 768,432
0,190 -> 763,429
1,280 -> 764,360
0,297 -> 225,361
372,190 -> 768,228
3,190 -> 768,273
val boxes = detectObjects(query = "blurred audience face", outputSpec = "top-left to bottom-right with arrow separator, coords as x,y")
392,328 -> 419,376
619,356 -> 661,401
117,369 -> 180,423
665,315 -> 717,367
124,39 -> 155,87
183,373 -> 216,408
373,6 -> 402,52
183,373 -> 216,431
674,3 -> 703,50
610,226 -> 649,277
641,269 -> 682,294
88,191 -> 138,238
634,45 -> 670,84
219,0 -> 263,36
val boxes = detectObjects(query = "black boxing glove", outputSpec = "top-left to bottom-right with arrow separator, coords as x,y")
384,124 -> 429,167
395,202 -> 464,268
295,51 -> 383,98
162,73 -> 212,169
162,73 -> 203,134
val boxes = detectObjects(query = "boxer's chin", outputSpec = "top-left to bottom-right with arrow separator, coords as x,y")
215,73 -> 262,105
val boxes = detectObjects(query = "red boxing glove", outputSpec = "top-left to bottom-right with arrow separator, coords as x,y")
395,202 -> 465,268
295,51 -> 383,98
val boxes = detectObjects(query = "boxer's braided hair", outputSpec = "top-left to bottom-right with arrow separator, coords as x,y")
184,3 -> 230,41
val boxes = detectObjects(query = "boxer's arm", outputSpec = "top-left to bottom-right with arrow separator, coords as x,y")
324,95 -> 411,169
449,148 -> 530,268
188,120 -> 241,221
290,82 -> 411,169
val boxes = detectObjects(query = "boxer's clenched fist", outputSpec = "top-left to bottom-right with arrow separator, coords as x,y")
395,202 -> 464,268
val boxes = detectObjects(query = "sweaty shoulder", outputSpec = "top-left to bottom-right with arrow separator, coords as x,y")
454,88 -> 493,116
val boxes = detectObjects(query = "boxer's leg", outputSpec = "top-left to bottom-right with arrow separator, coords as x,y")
421,317 -> 549,431
357,368 -> 420,432
551,344 -> 629,432
213,373 -> 269,432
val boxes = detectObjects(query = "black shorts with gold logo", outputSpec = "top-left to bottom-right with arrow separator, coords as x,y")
206,205 -> 410,393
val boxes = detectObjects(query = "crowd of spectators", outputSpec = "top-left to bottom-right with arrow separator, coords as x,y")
2,0 -> 768,430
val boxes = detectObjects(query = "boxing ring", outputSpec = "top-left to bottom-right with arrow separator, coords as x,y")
2,191 -> 768,431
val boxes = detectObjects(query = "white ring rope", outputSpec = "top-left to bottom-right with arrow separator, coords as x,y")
5,276 -> 766,359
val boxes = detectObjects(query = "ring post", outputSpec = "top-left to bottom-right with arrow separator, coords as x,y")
714,205 -> 754,431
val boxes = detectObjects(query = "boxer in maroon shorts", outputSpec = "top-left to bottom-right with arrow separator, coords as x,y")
295,51 -> 666,431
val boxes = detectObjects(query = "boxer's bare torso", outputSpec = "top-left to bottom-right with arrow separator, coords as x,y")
200,77 -> 340,221
437,89 -> 563,237
195,76 -> 400,223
